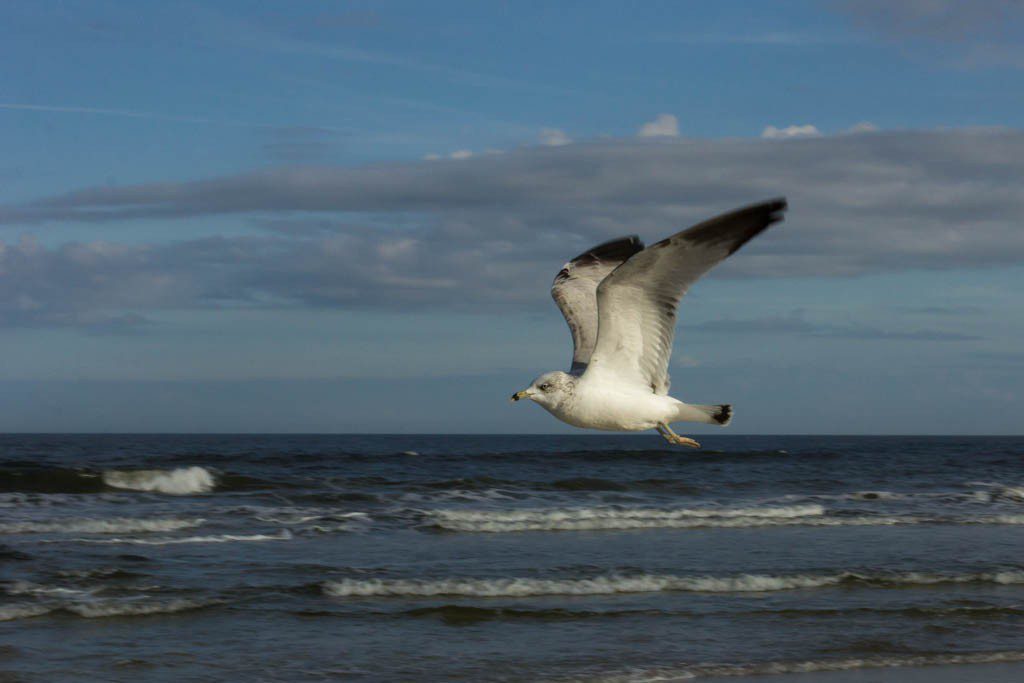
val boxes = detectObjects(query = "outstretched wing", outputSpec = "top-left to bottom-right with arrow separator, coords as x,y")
551,235 -> 644,373
586,198 -> 787,394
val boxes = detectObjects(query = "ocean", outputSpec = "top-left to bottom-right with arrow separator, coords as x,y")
1,434 -> 1023,682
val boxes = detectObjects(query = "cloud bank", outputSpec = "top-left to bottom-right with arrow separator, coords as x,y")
2,128 -> 1024,328
835,0 -> 1024,68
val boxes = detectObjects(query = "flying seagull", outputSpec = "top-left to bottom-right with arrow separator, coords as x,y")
511,198 -> 787,448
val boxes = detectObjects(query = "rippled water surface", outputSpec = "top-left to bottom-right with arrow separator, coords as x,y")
1,434 -> 1023,681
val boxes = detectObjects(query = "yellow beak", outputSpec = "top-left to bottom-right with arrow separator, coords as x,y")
510,390 -> 531,402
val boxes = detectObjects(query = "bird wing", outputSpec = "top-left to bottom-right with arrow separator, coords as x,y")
551,235 -> 645,374
585,198 -> 787,394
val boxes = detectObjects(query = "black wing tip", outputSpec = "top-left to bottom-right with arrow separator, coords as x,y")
739,196 -> 787,245
763,196 -> 788,222
741,197 -> 788,223
573,235 -> 644,264
682,197 -> 788,255
713,404 -> 733,425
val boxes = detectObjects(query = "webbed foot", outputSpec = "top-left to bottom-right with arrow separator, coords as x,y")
657,424 -> 701,449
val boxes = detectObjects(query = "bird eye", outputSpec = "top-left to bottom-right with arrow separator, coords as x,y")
539,383 -> 551,391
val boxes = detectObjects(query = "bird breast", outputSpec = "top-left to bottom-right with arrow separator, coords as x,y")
544,384 -> 676,431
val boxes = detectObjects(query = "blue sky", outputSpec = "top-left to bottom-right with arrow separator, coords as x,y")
2,0 -> 1023,433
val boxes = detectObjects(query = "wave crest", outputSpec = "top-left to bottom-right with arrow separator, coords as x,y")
428,504 -> 838,532
69,530 -> 292,545
102,467 -> 216,495
0,599 -> 213,621
323,569 -> 1024,598
0,517 -> 204,534
66,598 -> 212,618
0,604 -> 55,621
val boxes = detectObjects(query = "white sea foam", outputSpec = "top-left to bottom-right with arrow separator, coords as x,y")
65,598 -> 211,618
424,504 -> 936,532
428,500 -> 1024,533
102,466 -> 216,495
323,574 -> 840,597
71,530 -> 292,545
963,481 -> 1024,503
0,517 -> 204,535
0,583 -> 217,620
0,598 -> 212,621
252,508 -> 370,526
574,650 -> 1024,682
4,581 -> 94,597
994,486 -> 1024,502
433,515 -> 922,532
0,604 -> 55,621
979,514 -> 1024,525
433,504 -> 825,523
323,569 -> 1024,598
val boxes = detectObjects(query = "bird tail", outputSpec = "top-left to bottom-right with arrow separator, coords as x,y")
678,404 -> 733,426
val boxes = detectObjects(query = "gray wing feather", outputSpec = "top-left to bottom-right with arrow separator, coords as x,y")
551,236 -> 644,373
587,198 -> 787,394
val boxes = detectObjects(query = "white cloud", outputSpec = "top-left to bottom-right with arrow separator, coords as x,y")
761,124 -> 822,139
540,128 -> 571,146
637,113 -> 679,138
449,149 -> 473,160
846,121 -> 880,134
423,153 -> 442,161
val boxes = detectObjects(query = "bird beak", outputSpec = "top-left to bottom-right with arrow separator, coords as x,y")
510,390 -> 531,402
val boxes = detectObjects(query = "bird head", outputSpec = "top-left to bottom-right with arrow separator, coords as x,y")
511,371 -> 574,409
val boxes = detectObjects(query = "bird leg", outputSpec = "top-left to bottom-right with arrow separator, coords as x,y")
657,424 -> 700,449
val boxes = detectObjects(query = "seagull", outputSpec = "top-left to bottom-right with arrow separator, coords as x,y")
511,198 -> 787,448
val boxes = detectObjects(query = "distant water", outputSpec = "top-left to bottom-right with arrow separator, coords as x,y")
1,434 -> 1024,682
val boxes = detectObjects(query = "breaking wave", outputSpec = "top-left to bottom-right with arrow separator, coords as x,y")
0,463 -> 282,496
426,502 -> 1024,533
102,467 -> 216,495
65,598 -> 213,618
426,504 -> 882,532
435,504 -> 825,522
4,581 -> 94,597
0,599 -> 212,621
69,530 -> 292,545
996,486 -> 1024,501
323,568 -> 1024,598
0,517 -> 204,534
967,482 -> 1024,503
0,603 -> 55,621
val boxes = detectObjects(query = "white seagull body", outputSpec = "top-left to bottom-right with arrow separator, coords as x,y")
512,199 -> 787,447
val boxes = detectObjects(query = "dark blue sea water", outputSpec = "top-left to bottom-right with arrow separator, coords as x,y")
2,434 -> 1024,682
